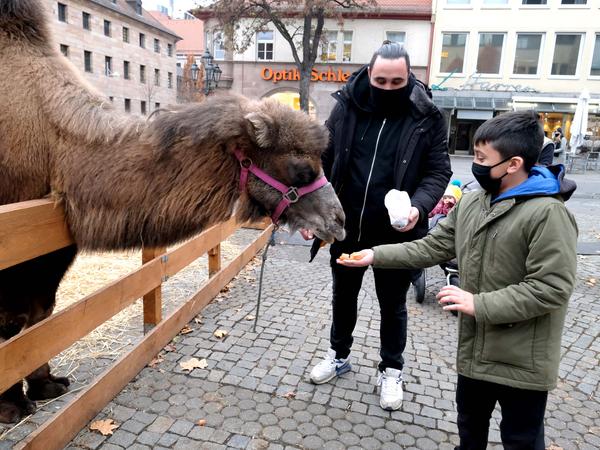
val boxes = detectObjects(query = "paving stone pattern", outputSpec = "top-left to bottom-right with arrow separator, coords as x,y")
58,239 -> 599,450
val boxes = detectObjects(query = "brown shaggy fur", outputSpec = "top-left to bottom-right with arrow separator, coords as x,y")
0,0 -> 344,423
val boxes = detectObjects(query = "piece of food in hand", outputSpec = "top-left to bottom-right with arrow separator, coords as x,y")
350,252 -> 363,260
339,253 -> 350,260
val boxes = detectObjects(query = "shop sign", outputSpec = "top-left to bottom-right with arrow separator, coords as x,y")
261,67 -> 352,84
458,72 -> 538,93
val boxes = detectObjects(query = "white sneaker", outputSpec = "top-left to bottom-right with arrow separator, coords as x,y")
378,368 -> 403,410
309,348 -> 352,384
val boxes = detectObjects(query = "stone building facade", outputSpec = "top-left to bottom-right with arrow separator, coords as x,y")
46,0 -> 180,115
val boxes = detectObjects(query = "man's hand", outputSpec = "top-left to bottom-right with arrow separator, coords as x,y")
299,229 -> 314,240
336,249 -> 374,267
437,285 -> 475,316
394,207 -> 420,232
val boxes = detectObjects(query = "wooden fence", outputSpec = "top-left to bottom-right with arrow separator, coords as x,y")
0,199 -> 272,450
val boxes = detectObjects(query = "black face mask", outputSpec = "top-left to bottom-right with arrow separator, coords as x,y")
471,156 -> 513,194
369,83 -> 411,115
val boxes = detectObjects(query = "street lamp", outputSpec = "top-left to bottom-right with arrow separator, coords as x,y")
190,62 -> 199,82
200,48 -> 221,95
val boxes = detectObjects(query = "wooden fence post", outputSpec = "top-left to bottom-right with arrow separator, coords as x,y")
208,244 -> 221,277
142,247 -> 166,332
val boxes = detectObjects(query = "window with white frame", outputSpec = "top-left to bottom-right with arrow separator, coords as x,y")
522,0 -> 547,4
386,31 -> 405,45
551,34 -> 582,76
476,33 -> 505,74
257,31 -> 274,61
320,31 -> 338,62
561,0 -> 586,4
446,0 -> 470,5
440,33 -> 467,73
513,33 -> 543,75
483,0 -> 508,5
213,31 -> 225,60
342,31 -> 353,62
590,34 -> 600,76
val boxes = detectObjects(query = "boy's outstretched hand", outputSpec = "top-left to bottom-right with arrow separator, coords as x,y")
336,249 -> 374,267
437,285 -> 475,316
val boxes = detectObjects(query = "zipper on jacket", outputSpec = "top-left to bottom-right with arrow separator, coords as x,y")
358,118 -> 386,242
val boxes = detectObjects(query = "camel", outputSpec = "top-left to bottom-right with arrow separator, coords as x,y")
0,0 -> 345,423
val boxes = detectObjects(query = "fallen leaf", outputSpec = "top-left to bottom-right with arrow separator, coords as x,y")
194,316 -> 203,324
148,354 -> 164,368
213,329 -> 228,339
282,391 -> 296,399
197,419 -> 207,426
180,325 -> 193,335
180,358 -> 208,372
163,344 -> 176,353
245,315 -> 255,321
90,419 -> 119,436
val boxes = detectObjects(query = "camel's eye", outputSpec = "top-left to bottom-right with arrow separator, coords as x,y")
288,160 -> 317,187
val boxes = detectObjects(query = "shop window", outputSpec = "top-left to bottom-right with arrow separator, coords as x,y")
513,33 -> 542,75
386,31 -> 406,46
268,91 -> 316,118
257,31 -> 274,61
551,34 -> 582,76
82,12 -> 91,30
320,31 -> 338,62
591,34 -> 600,77
476,33 -> 505,74
440,33 -> 467,73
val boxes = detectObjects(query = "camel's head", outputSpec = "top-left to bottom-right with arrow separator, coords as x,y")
241,98 -> 345,243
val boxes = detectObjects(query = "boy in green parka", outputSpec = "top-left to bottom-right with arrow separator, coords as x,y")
338,110 -> 578,449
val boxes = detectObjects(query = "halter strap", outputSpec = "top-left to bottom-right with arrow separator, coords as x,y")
234,148 -> 328,224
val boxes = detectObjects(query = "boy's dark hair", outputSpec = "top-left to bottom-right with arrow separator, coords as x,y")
369,40 -> 411,72
473,110 -> 544,171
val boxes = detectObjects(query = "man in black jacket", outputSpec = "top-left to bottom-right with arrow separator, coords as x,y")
303,42 -> 451,410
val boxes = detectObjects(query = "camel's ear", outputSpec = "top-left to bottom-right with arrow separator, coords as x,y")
244,112 -> 274,148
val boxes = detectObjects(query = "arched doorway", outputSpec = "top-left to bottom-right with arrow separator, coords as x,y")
264,90 -> 317,118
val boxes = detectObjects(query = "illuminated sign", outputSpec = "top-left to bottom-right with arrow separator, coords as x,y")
261,67 -> 352,84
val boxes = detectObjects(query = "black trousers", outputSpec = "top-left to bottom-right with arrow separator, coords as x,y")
329,243 -> 411,372
455,375 -> 548,450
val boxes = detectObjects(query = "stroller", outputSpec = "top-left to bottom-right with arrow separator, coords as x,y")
411,180 -> 480,314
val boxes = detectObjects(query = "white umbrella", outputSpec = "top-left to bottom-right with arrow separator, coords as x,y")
569,90 -> 590,152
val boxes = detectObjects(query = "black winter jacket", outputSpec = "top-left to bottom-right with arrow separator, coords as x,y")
311,67 -> 452,259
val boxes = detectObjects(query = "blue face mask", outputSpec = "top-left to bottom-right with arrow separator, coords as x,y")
471,156 -> 513,194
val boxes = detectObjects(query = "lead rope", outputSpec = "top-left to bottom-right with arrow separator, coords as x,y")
253,227 -> 277,333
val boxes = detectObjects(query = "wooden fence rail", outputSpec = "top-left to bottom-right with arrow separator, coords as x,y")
0,199 -> 272,449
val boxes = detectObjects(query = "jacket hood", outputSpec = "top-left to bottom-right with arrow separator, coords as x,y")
339,65 -> 436,118
493,164 -> 577,204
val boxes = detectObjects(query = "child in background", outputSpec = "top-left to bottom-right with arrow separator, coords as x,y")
428,183 -> 462,218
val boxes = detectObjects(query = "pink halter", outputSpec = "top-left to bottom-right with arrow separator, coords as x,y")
234,148 -> 328,224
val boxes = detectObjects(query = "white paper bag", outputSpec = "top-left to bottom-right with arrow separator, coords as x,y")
384,189 -> 411,229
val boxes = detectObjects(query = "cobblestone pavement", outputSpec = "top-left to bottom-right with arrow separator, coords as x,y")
52,234 -> 597,450
1,213 -> 598,449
